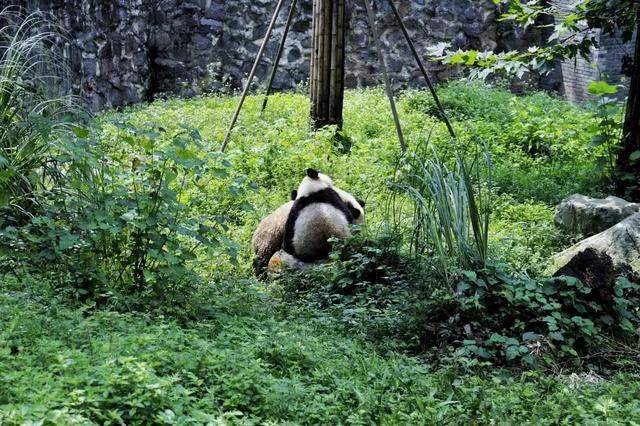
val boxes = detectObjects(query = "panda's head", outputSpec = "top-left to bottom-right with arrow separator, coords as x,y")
295,168 -> 334,198
296,168 -> 365,224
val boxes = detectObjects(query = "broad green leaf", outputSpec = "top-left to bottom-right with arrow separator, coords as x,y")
58,234 -> 79,250
587,81 -> 618,95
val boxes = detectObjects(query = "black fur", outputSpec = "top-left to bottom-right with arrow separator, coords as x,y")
347,202 -> 361,220
307,168 -> 319,179
291,190 -> 298,200
283,187 -> 354,262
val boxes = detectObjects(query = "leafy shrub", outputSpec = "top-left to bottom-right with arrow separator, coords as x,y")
389,147 -> 491,277
0,121 -> 250,308
438,266 -> 640,368
272,234 -> 433,352
404,81 -> 607,203
403,80 -> 515,123
490,195 -> 571,274
0,8 -> 79,215
587,81 -> 624,177
274,235 -> 640,368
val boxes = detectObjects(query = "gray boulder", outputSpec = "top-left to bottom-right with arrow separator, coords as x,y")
555,194 -> 640,236
547,212 -> 640,277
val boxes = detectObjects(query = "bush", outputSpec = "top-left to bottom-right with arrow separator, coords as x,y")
0,8 -> 79,216
403,81 -> 608,203
389,147 -> 491,277
490,195 -> 571,275
274,235 -> 640,368
434,266 -> 640,368
0,121 -> 251,309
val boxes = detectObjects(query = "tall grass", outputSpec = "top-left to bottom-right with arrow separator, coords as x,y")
389,147 -> 492,277
0,7 -> 78,216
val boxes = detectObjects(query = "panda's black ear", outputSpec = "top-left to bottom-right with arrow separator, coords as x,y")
306,168 -> 319,179
291,190 -> 298,200
357,199 -> 366,208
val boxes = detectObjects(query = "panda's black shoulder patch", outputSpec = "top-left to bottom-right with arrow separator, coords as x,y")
347,202 -> 361,220
283,187 -> 354,260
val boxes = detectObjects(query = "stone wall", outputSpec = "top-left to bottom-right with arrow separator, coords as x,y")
15,0 -> 498,111
549,0 -> 634,102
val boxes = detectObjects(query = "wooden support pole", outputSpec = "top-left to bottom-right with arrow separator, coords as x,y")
310,0 -> 346,129
363,0 -> 406,152
221,0 -> 287,153
261,0 -> 297,113
385,0 -> 456,139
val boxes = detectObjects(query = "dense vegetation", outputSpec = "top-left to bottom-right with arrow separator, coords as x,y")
3,11 -> 640,422
3,82 -> 640,423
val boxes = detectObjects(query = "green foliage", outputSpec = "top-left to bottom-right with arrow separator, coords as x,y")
2,81 -> 635,422
390,148 -> 491,276
404,82 -> 606,202
4,274 -> 640,424
490,195 -> 569,275
1,121 -> 250,308
445,267 -> 640,368
274,235 -> 640,369
435,0 -> 627,80
0,8 -> 79,214
588,83 -> 624,174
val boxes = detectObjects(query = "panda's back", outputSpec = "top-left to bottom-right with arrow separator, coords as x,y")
287,202 -> 349,262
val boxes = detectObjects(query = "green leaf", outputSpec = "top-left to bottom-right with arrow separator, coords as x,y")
629,150 -> 640,162
549,331 -> 564,341
71,126 -> 89,138
505,345 -> 520,361
587,81 -> 618,95
466,50 -> 478,66
58,234 -> 79,250
0,190 -> 8,208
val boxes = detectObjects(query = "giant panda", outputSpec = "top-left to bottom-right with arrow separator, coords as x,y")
283,169 -> 365,263
252,190 -> 298,274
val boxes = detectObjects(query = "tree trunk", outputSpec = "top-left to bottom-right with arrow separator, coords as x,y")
310,0 -> 345,129
617,15 -> 640,201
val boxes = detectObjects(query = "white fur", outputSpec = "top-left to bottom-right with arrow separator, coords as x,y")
292,204 -> 350,260
295,173 -> 333,198
333,186 -> 365,225
288,171 -> 365,261
296,173 -> 365,225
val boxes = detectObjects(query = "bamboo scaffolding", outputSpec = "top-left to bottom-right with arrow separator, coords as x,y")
363,0 -> 406,152
221,0 -> 286,152
385,0 -> 456,139
261,0 -> 298,113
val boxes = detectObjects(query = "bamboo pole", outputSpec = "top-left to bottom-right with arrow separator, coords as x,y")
221,0 -> 287,153
310,0 -> 346,129
385,0 -> 456,139
363,0 -> 406,152
310,0 -> 320,120
261,0 -> 298,113
329,0 -> 346,126
320,0 -> 331,124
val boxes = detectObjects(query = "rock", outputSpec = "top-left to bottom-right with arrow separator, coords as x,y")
553,248 -> 637,296
555,194 -> 640,236
547,213 -> 640,278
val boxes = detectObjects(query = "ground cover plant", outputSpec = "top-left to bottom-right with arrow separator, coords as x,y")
2,22 -> 639,421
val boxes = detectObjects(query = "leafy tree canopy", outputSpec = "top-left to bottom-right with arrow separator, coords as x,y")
435,0 -> 637,80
